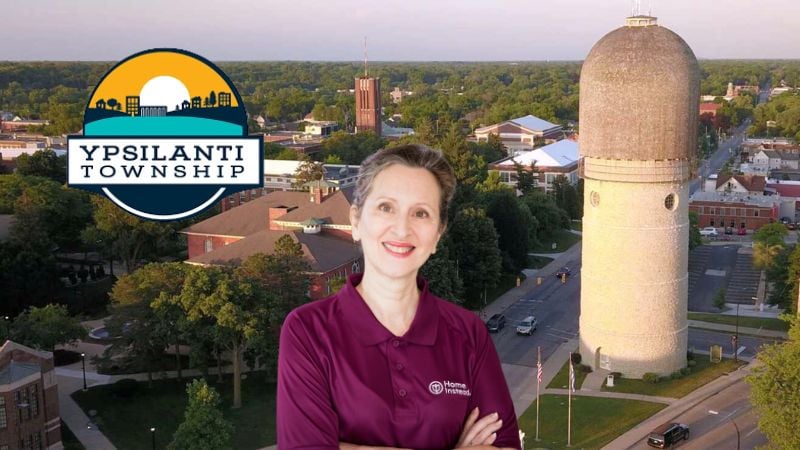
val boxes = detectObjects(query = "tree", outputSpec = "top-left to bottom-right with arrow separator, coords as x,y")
485,191 -> 530,272
293,156 -> 325,189
476,171 -> 512,193
236,236 -> 311,375
208,91 -> 216,107
169,379 -> 234,450
688,211 -> 703,250
85,196 -> 177,273
9,304 -> 86,351
105,263 -> 187,385
439,125 -> 486,187
420,239 -> 463,303
551,175 -> 580,219
445,208 -> 502,310
712,288 -> 727,310
748,316 -> 800,449
179,265 -> 271,409
14,150 -> 67,183
515,161 -> 537,195
753,241 -> 785,274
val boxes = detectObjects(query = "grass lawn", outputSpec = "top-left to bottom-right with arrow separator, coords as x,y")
602,358 -> 745,398
570,220 -> 583,232
61,420 -> 86,450
530,229 -> 581,253
72,372 -> 276,449
688,312 -> 790,332
465,273 -> 520,308
527,255 -> 554,269
518,395 -> 665,449
546,359 -> 589,390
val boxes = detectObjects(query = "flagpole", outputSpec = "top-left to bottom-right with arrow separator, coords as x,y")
568,356 -> 573,447
536,346 -> 541,441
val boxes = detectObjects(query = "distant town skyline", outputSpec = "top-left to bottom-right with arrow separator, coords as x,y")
4,0 -> 799,61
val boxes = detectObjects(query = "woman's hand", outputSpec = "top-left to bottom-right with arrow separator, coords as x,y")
454,407 -> 506,448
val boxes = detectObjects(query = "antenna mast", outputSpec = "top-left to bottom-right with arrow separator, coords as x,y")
632,0 -> 641,16
363,36 -> 368,77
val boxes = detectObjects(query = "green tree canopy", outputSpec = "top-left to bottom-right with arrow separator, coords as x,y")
445,207 -> 502,309
748,316 -> 800,449
14,149 -> 67,183
8,304 -> 86,351
168,379 -> 234,450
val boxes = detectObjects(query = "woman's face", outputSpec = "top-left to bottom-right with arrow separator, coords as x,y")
350,164 -> 443,283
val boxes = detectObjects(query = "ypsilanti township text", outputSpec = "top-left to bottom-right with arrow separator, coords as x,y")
68,138 -> 262,186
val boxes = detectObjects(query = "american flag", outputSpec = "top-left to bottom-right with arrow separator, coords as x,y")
537,357 -> 543,385
569,359 -> 576,393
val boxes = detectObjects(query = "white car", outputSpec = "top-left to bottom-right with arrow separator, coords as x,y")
699,227 -> 718,237
516,316 -> 537,336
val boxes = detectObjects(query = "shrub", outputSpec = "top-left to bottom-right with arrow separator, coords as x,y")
570,352 -> 582,365
642,372 -> 660,384
688,359 -> 697,367
609,371 -> 623,379
687,349 -> 695,361
111,378 -> 140,398
670,370 -> 684,380
680,367 -> 691,376
578,364 -> 593,373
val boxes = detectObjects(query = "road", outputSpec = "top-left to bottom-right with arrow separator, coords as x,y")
625,377 -> 767,450
489,258 -> 581,367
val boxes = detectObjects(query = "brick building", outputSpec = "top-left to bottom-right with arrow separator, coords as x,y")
0,341 -> 62,450
355,77 -> 381,136
488,138 -> 579,192
474,115 -> 563,155
183,186 -> 362,299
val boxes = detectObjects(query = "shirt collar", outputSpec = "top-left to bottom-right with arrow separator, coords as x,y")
339,273 -> 440,347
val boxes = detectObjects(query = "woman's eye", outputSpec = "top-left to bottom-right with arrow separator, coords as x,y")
414,210 -> 429,218
378,203 -> 392,213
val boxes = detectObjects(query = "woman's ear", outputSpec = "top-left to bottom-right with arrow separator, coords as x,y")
349,205 -> 361,242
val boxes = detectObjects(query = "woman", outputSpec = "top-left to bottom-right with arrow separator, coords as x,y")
277,144 -> 520,449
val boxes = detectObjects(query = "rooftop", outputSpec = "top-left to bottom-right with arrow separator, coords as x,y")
494,139 -> 579,168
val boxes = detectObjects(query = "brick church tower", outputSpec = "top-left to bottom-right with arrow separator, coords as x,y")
355,76 -> 381,136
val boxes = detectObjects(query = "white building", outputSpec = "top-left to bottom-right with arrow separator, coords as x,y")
488,139 -> 579,192
474,115 -> 563,155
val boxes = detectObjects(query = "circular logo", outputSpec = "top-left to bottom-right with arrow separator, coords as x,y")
68,48 -> 262,221
428,381 -> 444,395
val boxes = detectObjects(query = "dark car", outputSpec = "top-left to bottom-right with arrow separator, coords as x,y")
724,227 -> 734,235
646,422 -> 689,448
485,314 -> 506,333
555,267 -> 571,278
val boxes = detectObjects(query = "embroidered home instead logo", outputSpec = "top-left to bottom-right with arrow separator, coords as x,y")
68,48 -> 263,220
428,380 -> 471,397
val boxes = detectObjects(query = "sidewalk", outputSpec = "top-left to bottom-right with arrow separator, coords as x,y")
688,319 -> 788,339
602,363 -> 754,449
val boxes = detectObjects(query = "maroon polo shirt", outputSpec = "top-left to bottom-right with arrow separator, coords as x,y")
277,274 -> 520,450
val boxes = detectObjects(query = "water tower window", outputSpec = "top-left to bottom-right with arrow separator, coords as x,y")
664,193 -> 676,211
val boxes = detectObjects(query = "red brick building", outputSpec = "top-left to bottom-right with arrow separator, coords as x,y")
355,77 -> 381,136
0,341 -> 62,450
690,174 -> 779,231
182,186 -> 362,299
699,102 -> 722,117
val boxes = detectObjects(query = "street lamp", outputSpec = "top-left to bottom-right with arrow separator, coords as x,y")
150,427 -> 156,450
708,410 -> 740,450
81,352 -> 87,391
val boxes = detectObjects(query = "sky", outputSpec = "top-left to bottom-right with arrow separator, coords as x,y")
3,0 -> 799,61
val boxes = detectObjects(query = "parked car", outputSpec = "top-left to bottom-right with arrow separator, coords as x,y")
486,314 -> 506,333
516,316 -> 537,336
646,422 -> 689,448
699,227 -> 718,237
724,227 -> 734,235
555,267 -> 571,278
737,227 -> 747,235
788,222 -> 797,230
